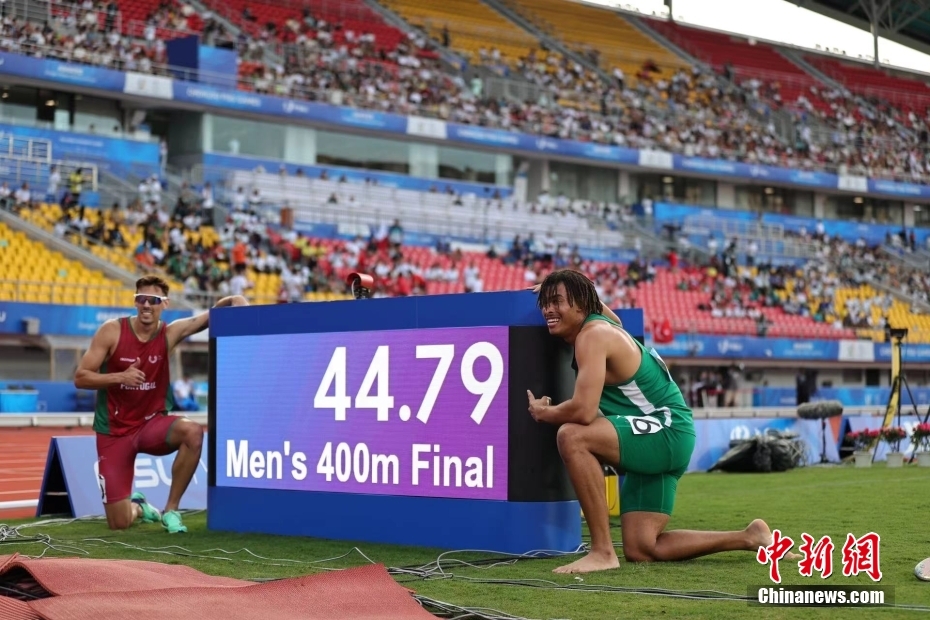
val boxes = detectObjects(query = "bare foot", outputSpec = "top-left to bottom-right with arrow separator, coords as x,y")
747,519 -> 802,560
553,550 -> 620,574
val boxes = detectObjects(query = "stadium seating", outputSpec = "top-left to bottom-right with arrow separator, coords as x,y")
377,0 -> 539,68
803,54 -> 930,114
20,203 -> 145,274
199,0 -> 405,52
10,199 -> 860,342
113,0 -> 204,40
18,203 -> 356,306
835,284 -> 930,343
636,268 -> 858,340
18,202 -> 192,297
502,0 -> 688,81
223,171 -> 608,248
14,197 -> 927,344
0,220 -> 129,306
645,19 -> 832,115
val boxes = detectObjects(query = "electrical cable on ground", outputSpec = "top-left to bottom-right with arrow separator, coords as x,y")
1,519 -> 928,615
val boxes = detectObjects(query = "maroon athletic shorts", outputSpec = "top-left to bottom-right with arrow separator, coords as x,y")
95,414 -> 181,504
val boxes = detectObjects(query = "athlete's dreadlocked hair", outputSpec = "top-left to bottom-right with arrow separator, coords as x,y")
536,269 -> 601,316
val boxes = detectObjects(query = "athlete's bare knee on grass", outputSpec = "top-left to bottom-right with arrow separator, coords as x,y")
621,511 -> 668,563
104,499 -> 138,531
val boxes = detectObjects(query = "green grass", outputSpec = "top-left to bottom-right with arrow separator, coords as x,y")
4,464 -> 930,619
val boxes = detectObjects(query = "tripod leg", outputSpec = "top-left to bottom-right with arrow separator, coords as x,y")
902,375 -> 921,420
821,418 -> 828,464
877,373 -> 901,463
901,375 -> 922,464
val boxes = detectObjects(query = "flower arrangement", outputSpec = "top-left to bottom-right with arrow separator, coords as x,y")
846,429 -> 880,452
879,426 -> 908,453
911,423 -> 930,451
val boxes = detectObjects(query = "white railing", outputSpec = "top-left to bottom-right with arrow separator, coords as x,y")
0,135 -> 51,161
0,156 -> 98,191
221,169 -> 624,249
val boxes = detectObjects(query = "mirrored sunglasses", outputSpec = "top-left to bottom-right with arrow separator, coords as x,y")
134,294 -> 168,306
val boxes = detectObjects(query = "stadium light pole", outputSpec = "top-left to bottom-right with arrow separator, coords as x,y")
863,0 -> 883,68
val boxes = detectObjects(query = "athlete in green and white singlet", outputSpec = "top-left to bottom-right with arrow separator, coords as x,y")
528,269 -> 786,575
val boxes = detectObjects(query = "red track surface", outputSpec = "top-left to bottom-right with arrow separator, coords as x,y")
0,428 -> 93,520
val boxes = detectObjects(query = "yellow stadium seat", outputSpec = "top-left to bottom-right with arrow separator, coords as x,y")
379,0 -> 542,68
1,208 -> 129,306
502,0 -> 688,82
835,286 -> 930,344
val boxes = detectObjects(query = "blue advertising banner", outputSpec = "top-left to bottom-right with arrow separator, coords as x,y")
754,386 -> 930,407
649,334 -> 842,361
37,434 -> 208,518
173,83 -> 410,134
653,202 -> 930,246
198,46 -> 238,90
5,49 -> 930,202
870,178 -> 927,199
0,381 -> 81,413
0,51 -> 125,91
445,124 -> 642,166
0,302 -> 192,337
0,122 -> 160,178
688,417 -> 840,471
673,155 -> 840,189
875,342 -> 930,363
166,38 -> 238,90
3,302 -> 925,364
650,332 -> 930,363
165,35 -> 200,83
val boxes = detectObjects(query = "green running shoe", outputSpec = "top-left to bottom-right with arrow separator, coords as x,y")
162,510 -> 188,534
130,492 -> 161,523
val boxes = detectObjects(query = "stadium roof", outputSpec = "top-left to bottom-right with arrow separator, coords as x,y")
801,0 -> 930,56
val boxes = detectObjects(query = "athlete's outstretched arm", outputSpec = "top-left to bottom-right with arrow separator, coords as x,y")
74,321 -> 135,389
528,328 -> 606,426
166,295 -> 249,349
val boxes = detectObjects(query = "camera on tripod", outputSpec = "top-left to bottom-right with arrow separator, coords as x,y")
885,326 -> 908,341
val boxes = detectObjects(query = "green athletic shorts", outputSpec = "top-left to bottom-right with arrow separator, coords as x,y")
605,414 -> 696,516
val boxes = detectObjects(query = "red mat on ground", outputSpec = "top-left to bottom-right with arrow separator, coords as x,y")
0,597 -> 41,620
0,554 -> 248,595
0,554 -> 434,620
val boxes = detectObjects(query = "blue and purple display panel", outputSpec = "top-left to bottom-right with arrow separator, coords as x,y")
215,327 -> 509,500
208,291 -> 644,553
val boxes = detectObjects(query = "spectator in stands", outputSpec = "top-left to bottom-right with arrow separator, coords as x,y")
388,219 -> 404,249
248,187 -> 262,211
5,4 -> 930,183
463,261 -> 483,293
172,376 -> 199,411
0,182 -> 10,210
67,168 -> 83,208
47,166 -> 61,203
